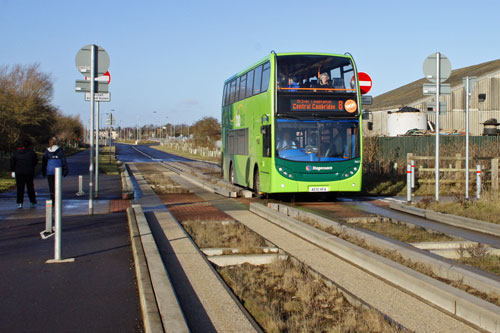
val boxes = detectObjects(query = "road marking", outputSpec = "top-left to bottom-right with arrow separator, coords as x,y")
132,146 -> 155,160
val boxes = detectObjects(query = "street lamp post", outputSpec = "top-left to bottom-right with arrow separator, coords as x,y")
136,115 -> 139,144
109,109 -> 114,163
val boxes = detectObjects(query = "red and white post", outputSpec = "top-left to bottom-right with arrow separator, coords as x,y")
407,164 -> 412,203
476,165 -> 481,199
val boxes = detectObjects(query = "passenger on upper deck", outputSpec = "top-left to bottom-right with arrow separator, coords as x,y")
318,72 -> 331,88
286,77 -> 299,91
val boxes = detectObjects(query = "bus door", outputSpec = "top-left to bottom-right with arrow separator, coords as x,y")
257,119 -> 272,192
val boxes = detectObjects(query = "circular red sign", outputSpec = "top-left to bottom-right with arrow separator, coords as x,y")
358,72 -> 372,94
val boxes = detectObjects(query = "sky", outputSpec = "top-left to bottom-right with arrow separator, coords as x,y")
2,0 -> 500,128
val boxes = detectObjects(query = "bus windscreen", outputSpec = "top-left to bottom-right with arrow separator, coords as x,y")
277,55 -> 356,93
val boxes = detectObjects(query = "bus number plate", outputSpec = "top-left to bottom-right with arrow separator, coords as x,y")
309,186 -> 329,192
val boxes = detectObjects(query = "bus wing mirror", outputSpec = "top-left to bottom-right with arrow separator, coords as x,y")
261,114 -> 269,124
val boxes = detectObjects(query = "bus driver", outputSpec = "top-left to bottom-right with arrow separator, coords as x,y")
276,131 -> 297,151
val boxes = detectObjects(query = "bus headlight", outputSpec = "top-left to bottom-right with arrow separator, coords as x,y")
342,166 -> 359,178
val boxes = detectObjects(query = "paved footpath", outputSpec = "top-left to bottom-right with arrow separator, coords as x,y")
0,149 -> 142,332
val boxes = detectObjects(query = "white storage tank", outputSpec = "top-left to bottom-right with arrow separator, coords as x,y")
387,107 -> 427,136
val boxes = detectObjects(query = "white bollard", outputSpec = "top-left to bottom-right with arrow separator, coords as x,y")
40,200 -> 54,239
476,165 -> 481,199
46,167 -> 74,264
76,175 -> 85,196
407,164 -> 412,203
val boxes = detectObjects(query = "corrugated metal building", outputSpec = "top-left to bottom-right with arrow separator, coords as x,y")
365,59 -> 500,136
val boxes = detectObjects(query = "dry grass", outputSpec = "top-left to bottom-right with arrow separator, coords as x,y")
417,191 -> 500,225
181,219 -> 267,251
295,214 -> 500,307
0,170 -> 15,192
143,172 -> 190,194
459,255 -> 500,276
219,259 -> 402,332
347,217 -> 456,243
455,243 -> 500,277
152,144 -> 220,163
98,146 -> 119,175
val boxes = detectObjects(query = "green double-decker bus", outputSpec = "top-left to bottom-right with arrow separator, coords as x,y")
221,52 -> 363,195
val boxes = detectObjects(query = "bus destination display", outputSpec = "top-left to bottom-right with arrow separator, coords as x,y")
290,99 -> 357,113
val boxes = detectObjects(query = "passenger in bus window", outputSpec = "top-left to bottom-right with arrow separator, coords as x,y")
286,77 -> 299,91
278,74 -> 287,89
300,77 -> 310,88
319,72 -> 331,87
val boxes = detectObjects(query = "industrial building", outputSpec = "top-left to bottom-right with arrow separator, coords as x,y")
365,59 -> 500,137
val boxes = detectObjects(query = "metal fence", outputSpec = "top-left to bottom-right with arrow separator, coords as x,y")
364,135 -> 500,178
161,142 -> 221,160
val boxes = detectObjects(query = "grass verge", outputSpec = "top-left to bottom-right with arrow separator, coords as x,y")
152,144 -> 219,163
362,174 -> 406,196
416,192 -> 500,225
181,219 -> 267,252
295,215 -> 500,307
459,255 -> 500,276
219,259 -> 402,332
0,170 -> 15,192
345,217 -> 457,243
98,146 -> 119,175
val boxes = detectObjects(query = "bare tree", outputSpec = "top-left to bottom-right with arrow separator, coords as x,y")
190,116 -> 221,148
0,64 -> 68,151
53,114 -> 84,145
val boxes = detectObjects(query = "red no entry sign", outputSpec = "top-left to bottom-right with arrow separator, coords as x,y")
358,72 -> 372,95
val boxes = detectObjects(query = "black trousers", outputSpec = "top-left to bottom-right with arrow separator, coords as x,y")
47,175 -> 55,202
16,174 -> 36,204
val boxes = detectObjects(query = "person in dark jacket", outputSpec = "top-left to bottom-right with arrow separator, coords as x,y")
10,139 -> 38,208
42,137 -> 69,202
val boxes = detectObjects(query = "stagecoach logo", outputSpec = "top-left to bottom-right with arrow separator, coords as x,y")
306,165 -> 333,172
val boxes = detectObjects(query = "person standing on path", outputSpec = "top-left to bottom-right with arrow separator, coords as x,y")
10,139 -> 38,208
42,137 -> 69,202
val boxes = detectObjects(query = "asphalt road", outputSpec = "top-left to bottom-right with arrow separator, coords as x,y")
115,143 -> 192,163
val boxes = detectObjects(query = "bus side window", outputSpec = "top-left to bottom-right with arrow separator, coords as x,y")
253,65 -> 263,95
246,70 -> 255,98
235,77 -> 241,101
261,62 -> 271,92
229,80 -> 236,104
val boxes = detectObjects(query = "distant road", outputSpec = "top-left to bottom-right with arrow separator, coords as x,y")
115,143 -> 193,163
